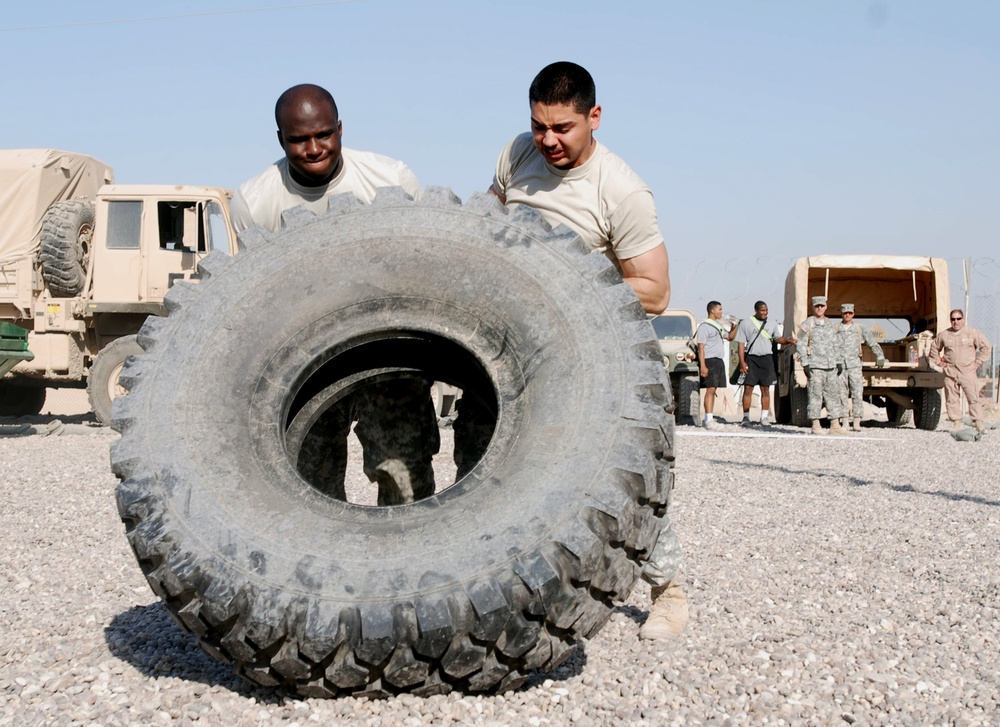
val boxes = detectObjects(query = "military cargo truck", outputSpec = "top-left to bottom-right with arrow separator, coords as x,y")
0,149 -> 238,422
775,255 -> 948,430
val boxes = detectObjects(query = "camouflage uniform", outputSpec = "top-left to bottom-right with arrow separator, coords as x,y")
297,379 -> 441,505
798,317 -> 844,420
836,323 -> 884,419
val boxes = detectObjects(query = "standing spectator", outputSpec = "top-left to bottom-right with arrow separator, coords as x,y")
735,301 -> 794,426
797,296 -> 848,435
835,303 -> 885,431
697,301 -> 737,429
929,309 -> 992,432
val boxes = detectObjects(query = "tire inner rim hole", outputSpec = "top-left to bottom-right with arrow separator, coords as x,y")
283,332 -> 498,506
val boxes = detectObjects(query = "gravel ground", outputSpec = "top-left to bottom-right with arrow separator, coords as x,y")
2,407 -> 999,726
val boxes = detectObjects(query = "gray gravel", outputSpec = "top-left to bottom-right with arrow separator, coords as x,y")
2,414 -> 999,726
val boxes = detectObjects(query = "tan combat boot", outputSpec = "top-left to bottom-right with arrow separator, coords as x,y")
852,417 -> 863,432
975,420 -> 986,433
639,581 -> 689,640
811,420 -> 824,435
841,417 -> 849,429
829,418 -> 850,436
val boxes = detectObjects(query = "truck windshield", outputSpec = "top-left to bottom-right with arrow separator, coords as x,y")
650,315 -> 694,339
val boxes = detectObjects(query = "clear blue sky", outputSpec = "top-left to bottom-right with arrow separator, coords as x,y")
2,1 -> 998,334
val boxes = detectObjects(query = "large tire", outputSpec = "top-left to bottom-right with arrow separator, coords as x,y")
87,335 -> 143,425
0,381 -> 46,416
913,388 -> 942,431
674,373 -> 700,425
39,199 -> 96,298
111,188 -> 675,698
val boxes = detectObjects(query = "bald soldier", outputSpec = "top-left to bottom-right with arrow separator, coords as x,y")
231,83 -> 439,505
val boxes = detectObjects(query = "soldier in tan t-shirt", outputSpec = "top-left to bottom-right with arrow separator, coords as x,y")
232,83 -> 438,506
480,61 -> 684,642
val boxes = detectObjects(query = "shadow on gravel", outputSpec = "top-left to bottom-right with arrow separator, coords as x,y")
703,458 -> 1000,508
106,603 -> 283,703
108,602 -> 590,700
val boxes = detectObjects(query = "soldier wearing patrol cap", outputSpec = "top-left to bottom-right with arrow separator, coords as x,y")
836,303 -> 886,431
796,295 -> 848,435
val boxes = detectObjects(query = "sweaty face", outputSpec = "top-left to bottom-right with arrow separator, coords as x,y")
277,99 -> 343,186
530,101 -> 601,169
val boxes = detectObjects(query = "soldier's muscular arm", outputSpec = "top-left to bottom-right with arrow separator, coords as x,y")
619,244 -> 670,314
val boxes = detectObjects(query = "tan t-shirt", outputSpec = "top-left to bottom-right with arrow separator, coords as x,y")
492,133 -> 664,262
230,148 -> 421,232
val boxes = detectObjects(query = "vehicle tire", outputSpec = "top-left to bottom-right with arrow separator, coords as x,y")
913,388 -> 942,431
39,199 -> 96,298
0,382 -> 46,416
431,381 -> 459,419
87,335 -> 143,425
790,385 -> 809,427
884,400 -> 913,426
675,374 -> 700,425
111,188 -> 675,698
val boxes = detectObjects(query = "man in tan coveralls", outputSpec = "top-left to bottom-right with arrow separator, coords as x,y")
929,309 -> 992,432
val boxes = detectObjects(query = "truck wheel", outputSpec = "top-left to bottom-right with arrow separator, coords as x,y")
790,386 -> 809,427
87,335 -> 143,425
675,374 -> 700,425
111,188 -> 674,698
39,199 -> 96,298
884,400 -> 913,426
913,388 -> 942,431
0,382 -> 46,416
431,381 -> 459,418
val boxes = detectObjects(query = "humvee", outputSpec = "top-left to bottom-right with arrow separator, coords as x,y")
0,149 -> 238,422
650,308 -> 700,424
775,255 -> 948,430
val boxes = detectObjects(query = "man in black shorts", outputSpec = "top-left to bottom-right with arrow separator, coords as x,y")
696,300 -> 736,429
735,300 -> 795,426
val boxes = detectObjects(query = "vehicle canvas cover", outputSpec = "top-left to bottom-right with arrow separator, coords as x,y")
0,149 -> 114,266
782,255 -> 950,337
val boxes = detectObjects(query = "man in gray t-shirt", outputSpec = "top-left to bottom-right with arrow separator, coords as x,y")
696,300 -> 737,430
735,300 -> 794,426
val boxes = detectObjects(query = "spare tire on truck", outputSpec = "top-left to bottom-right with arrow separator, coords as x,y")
111,188 -> 675,698
39,198 -> 96,298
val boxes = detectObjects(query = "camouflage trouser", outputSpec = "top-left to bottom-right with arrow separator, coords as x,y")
839,366 -> 864,418
297,379 -> 441,505
641,514 -> 682,587
806,366 -> 843,419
